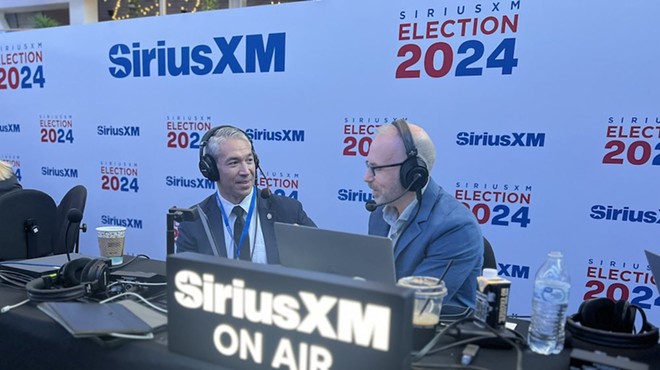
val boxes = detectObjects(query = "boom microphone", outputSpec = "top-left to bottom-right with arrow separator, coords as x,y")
257,165 -> 272,199
365,173 -> 421,212
64,208 -> 83,261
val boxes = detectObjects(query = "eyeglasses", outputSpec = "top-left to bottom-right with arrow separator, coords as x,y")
365,160 -> 405,177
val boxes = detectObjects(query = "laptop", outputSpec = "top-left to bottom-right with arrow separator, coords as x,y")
275,222 -> 397,285
645,250 -> 660,294
0,253 -> 89,278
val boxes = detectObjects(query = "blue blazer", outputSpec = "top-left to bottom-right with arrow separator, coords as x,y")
176,190 -> 316,264
369,178 -> 483,308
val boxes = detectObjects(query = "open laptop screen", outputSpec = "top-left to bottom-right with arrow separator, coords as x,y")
275,223 -> 396,285
645,250 -> 660,294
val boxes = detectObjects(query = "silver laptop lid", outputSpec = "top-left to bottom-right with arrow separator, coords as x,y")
275,222 -> 396,285
645,250 -> 660,294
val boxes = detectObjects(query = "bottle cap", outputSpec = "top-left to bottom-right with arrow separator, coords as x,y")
482,268 -> 498,278
548,251 -> 563,258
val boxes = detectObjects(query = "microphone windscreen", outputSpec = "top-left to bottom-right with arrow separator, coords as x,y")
67,208 -> 83,223
260,187 -> 271,199
365,200 -> 377,212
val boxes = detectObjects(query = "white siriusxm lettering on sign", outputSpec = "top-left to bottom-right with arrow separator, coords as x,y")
173,270 -> 391,352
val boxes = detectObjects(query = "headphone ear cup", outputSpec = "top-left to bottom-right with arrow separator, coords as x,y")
614,300 -> 635,333
59,258 -> 92,287
199,154 -> 219,182
80,259 -> 109,293
399,157 -> 428,192
579,298 -> 615,331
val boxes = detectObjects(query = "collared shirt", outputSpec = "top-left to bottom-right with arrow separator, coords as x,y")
383,199 -> 418,247
217,188 -> 267,264
382,183 -> 429,247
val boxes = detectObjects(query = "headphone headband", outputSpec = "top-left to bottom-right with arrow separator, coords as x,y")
25,258 -> 110,302
393,119 -> 418,158
391,119 -> 428,192
566,298 -> 659,349
198,125 -> 259,182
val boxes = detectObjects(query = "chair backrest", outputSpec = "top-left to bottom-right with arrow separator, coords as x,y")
54,185 -> 88,254
483,237 -> 497,270
0,189 -> 57,261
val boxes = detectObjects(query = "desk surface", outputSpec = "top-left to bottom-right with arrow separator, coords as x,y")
1,257 -> 658,370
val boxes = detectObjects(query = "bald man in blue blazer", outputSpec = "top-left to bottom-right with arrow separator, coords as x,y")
365,120 -> 483,308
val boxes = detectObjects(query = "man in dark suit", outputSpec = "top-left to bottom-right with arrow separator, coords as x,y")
176,126 -> 315,263
365,120 -> 483,308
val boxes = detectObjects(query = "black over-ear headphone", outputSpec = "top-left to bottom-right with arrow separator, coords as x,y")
392,119 -> 429,192
566,298 -> 659,349
25,258 -> 110,302
198,125 -> 260,182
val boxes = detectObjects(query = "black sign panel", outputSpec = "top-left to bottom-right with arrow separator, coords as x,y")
167,252 -> 413,370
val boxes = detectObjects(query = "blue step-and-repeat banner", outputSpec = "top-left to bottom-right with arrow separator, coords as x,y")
1,0 -> 658,322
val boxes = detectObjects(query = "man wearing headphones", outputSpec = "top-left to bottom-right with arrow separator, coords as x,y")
365,120 -> 483,308
176,125 -> 316,263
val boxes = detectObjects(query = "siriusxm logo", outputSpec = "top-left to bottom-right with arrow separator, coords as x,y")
108,33 -> 285,78
41,166 -> 78,178
245,128 -> 304,142
0,124 -> 20,133
337,189 -> 373,202
456,132 -> 545,147
498,263 -> 530,279
97,125 -> 140,136
101,215 -> 143,229
590,205 -> 659,224
166,176 -> 215,189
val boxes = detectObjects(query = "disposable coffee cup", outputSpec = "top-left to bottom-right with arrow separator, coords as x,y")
96,226 -> 126,265
397,276 -> 448,327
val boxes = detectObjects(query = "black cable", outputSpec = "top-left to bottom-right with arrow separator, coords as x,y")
0,271 -> 34,288
108,254 -> 150,270
413,317 -> 525,370
411,365 -> 491,370
425,335 -> 492,356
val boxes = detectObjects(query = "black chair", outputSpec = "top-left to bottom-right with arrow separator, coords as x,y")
54,185 -> 88,254
0,189 -> 57,261
483,237 -> 497,270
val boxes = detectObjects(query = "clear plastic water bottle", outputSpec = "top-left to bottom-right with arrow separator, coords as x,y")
528,251 -> 571,355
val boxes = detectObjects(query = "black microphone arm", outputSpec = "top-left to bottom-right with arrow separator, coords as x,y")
365,173 -> 422,212
257,165 -> 272,199
64,208 -> 83,262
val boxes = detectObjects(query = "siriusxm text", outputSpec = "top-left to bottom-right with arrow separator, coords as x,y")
174,272 -> 391,351
97,125 -> 140,136
590,205 -> 660,224
166,176 -> 216,189
108,33 -> 285,78
245,128 -> 304,142
41,166 -> 78,178
101,215 -> 143,229
456,132 -> 545,147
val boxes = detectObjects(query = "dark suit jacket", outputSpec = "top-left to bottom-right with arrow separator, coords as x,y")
0,174 -> 22,198
369,178 -> 483,308
175,191 -> 316,264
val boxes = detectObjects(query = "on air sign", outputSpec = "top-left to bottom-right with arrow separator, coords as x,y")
167,253 -> 413,370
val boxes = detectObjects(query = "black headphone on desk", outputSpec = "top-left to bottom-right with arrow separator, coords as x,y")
566,298 -> 659,349
25,258 -> 110,302
198,125 -> 260,182
392,119 -> 428,192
